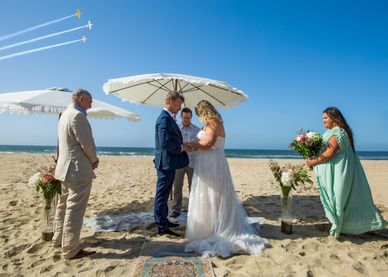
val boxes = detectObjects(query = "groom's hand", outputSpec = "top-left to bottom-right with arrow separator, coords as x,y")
182,144 -> 189,152
182,144 -> 193,152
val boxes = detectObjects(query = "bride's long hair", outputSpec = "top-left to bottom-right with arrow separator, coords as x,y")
195,100 -> 223,128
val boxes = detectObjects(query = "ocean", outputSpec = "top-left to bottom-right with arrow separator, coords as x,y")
0,145 -> 388,160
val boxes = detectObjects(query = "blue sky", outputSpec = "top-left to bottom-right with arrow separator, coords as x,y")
0,0 -> 387,150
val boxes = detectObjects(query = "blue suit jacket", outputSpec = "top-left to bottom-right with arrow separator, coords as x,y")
154,110 -> 189,170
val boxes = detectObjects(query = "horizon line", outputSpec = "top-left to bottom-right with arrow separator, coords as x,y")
0,144 -> 388,153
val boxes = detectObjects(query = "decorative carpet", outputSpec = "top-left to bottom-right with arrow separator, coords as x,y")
132,240 -> 214,277
83,211 -> 188,232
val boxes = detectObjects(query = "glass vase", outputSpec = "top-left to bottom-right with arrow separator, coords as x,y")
280,193 -> 293,234
42,197 -> 56,241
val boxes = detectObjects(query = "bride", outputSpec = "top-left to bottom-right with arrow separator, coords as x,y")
185,100 -> 268,258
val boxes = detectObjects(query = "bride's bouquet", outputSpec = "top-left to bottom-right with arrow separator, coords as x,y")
289,130 -> 323,158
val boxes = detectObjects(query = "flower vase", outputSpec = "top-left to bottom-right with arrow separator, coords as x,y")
42,197 -> 55,241
280,193 -> 293,234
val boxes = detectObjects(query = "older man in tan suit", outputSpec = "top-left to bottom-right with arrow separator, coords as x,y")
53,89 -> 99,260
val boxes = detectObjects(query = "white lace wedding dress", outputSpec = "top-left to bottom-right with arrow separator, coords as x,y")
185,130 -> 268,258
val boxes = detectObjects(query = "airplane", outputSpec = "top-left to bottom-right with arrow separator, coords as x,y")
81,36 -> 87,43
87,20 -> 93,30
76,9 -> 81,19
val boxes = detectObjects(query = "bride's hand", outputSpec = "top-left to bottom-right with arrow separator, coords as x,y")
187,142 -> 199,150
183,144 -> 192,152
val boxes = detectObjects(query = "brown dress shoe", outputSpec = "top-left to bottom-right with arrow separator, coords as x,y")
69,249 -> 96,260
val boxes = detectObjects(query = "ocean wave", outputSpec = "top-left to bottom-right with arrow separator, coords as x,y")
0,145 -> 387,160
97,150 -> 153,156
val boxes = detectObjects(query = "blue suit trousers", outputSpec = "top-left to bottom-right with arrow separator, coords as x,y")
154,168 -> 176,232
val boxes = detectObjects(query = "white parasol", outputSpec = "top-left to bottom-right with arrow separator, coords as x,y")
0,87 -> 141,121
103,73 -> 248,108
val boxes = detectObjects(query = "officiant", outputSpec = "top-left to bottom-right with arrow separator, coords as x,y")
169,107 -> 200,218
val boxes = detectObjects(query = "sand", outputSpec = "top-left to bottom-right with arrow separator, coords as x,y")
0,153 -> 387,276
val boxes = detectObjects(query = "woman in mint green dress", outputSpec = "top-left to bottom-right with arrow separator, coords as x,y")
307,107 -> 387,238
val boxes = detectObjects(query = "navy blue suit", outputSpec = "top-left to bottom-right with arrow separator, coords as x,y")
154,110 -> 189,231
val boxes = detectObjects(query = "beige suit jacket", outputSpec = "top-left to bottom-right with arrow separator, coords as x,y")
55,103 -> 98,182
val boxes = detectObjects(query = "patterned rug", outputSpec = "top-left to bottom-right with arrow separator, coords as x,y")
132,240 -> 214,277
84,210 -> 261,233
83,211 -> 188,232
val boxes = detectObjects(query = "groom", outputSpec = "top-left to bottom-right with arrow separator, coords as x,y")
154,91 -> 189,237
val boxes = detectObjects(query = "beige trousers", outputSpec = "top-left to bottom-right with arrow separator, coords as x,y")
171,167 -> 194,213
52,179 -> 92,259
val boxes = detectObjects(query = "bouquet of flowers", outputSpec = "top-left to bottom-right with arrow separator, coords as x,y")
268,160 -> 313,197
289,130 -> 323,158
28,166 -> 61,221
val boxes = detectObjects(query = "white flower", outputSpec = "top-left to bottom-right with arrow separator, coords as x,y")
306,131 -> 323,142
281,170 -> 294,187
28,172 -> 42,189
306,131 -> 316,139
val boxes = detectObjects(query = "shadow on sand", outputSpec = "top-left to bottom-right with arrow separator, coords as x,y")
85,194 -> 388,248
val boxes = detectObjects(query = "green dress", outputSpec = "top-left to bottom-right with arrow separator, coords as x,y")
314,127 -> 387,238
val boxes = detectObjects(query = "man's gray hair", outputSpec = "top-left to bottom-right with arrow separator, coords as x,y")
165,91 -> 184,103
72,89 -> 92,101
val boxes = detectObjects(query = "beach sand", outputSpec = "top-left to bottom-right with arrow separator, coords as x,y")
0,153 -> 387,276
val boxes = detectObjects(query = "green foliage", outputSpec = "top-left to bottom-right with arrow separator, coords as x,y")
268,160 -> 313,197
36,179 -> 62,202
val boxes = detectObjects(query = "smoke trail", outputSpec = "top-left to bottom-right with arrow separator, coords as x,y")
0,38 -> 86,61
0,11 -> 80,42
0,22 -> 92,51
